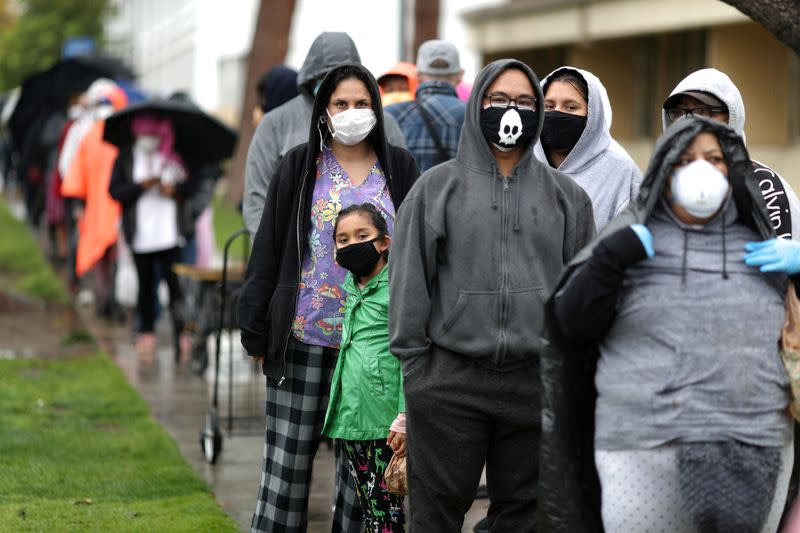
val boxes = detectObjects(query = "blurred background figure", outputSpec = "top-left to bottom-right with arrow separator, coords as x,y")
385,39 -> 465,172
60,80 -> 128,319
104,97 -> 237,357
251,65 -> 298,128
378,61 -> 418,106
109,114 -> 189,356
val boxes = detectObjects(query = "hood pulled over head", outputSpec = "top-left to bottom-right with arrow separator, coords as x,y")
662,68 -> 746,143
457,59 -> 545,173
297,32 -> 361,97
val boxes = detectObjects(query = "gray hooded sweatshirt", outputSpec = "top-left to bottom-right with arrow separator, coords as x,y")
389,59 -> 595,370
663,67 -> 800,240
534,67 -> 642,232
557,118 -> 791,450
242,32 -> 407,235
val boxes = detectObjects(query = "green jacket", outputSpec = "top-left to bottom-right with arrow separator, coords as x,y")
323,266 -> 405,440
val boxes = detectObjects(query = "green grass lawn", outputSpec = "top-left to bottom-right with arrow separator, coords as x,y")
0,352 -> 239,532
212,193 -> 245,253
0,200 -> 68,305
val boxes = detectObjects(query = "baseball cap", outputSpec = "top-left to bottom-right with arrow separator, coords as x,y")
663,90 -> 725,110
416,40 -> 461,76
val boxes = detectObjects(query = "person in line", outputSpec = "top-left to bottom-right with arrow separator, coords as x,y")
542,117 -> 795,532
377,61 -> 418,106
662,67 -> 800,241
237,63 -> 419,533
533,66 -> 642,231
389,58 -> 594,531
242,31 -> 407,237
385,39 -> 465,173
251,65 -> 298,128
322,202 -> 407,533
61,81 -> 128,318
108,115 -> 190,357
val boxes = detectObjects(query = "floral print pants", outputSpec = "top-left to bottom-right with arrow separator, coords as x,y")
342,439 -> 406,532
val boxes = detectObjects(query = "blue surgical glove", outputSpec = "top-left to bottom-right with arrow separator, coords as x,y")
744,238 -> 800,275
630,224 -> 655,258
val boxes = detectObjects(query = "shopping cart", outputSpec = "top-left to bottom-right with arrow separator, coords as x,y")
190,228 -> 264,464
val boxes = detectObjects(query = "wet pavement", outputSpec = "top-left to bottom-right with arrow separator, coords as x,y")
84,306 -> 488,532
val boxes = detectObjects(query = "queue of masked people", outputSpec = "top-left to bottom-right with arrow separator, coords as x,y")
4,72 -> 230,359
236,31 -> 800,533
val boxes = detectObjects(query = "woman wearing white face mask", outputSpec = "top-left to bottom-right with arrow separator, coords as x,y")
237,63 -> 419,532
540,118 -> 795,532
109,114 -> 190,357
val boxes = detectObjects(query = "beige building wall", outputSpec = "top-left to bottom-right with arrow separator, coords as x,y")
568,39 -> 638,140
707,22 -> 791,146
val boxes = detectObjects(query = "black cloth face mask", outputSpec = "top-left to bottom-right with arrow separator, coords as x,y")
481,106 -> 538,152
540,110 -> 587,152
335,237 -> 384,277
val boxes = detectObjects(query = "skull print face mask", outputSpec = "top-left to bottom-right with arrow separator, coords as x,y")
481,106 -> 539,152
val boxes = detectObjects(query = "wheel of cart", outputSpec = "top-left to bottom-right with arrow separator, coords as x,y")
200,406 -> 223,464
197,227 -> 255,464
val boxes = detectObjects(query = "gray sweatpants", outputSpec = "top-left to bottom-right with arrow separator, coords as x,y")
402,345 -> 540,532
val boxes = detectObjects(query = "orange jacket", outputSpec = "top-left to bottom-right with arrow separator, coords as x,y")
61,121 -> 120,276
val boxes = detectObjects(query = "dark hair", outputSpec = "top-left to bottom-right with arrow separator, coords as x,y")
544,68 -> 588,104
333,202 -> 389,239
316,65 -> 381,149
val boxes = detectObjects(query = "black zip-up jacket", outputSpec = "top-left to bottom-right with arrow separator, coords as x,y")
236,63 -> 420,379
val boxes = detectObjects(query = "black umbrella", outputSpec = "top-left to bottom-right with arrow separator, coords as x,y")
103,98 -> 238,165
8,56 -> 135,150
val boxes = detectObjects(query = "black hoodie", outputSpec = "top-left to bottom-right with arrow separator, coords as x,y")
236,63 -> 419,379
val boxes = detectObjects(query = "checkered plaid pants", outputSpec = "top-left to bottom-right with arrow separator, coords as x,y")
251,339 -> 364,533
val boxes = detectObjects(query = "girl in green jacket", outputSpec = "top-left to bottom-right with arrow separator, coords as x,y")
323,202 -> 406,532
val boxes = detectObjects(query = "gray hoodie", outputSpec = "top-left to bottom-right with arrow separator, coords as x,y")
389,59 -> 595,370
534,67 -> 642,231
663,67 -> 800,240
242,32 -> 407,235
559,118 -> 791,450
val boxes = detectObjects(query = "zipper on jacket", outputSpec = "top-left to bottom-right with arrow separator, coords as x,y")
496,175 -> 510,369
277,170 -> 310,387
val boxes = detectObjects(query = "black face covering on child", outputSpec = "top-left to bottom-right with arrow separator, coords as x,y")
481,106 -> 538,151
540,110 -> 587,153
336,238 -> 383,277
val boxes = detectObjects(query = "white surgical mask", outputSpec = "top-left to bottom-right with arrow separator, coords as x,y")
135,135 -> 161,154
671,159 -> 730,218
327,108 -> 377,146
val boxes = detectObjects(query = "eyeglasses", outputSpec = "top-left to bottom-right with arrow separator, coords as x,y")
487,93 -> 537,111
666,107 -> 727,122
